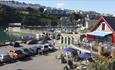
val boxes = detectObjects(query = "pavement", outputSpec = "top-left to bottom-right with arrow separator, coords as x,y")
0,50 -> 65,70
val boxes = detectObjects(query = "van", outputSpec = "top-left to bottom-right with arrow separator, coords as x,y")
31,44 -> 49,52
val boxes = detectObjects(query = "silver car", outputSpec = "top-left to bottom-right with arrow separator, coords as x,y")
0,52 -> 13,63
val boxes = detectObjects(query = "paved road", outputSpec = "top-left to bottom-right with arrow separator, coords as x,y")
0,50 -> 65,70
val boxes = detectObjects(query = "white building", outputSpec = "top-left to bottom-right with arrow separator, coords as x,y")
8,23 -> 21,32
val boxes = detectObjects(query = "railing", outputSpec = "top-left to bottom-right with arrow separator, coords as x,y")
72,41 -> 98,53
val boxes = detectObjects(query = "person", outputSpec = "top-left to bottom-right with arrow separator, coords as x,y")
63,65 -> 69,70
67,59 -> 74,69
61,54 -> 66,63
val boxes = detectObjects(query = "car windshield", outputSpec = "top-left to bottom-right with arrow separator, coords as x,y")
15,50 -> 22,54
49,44 -> 53,47
23,49 -> 29,52
44,45 -> 48,48
38,46 -> 43,48
38,48 -> 41,50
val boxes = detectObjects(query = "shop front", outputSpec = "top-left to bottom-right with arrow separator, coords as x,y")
87,31 -> 112,43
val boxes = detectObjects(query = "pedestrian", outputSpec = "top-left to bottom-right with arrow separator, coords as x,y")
67,59 -> 74,69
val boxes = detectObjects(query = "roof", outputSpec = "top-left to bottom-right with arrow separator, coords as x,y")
87,31 -> 112,37
92,16 -> 115,32
103,16 -> 115,31
9,23 -> 21,27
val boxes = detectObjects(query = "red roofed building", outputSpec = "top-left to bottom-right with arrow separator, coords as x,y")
87,16 -> 115,43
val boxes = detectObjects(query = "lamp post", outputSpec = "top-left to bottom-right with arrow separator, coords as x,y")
90,43 -> 93,58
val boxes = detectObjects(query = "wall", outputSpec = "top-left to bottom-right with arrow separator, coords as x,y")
95,22 -> 112,32
8,27 -> 21,32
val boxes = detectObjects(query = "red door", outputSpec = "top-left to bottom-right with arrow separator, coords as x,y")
87,34 -> 95,41
112,33 -> 115,43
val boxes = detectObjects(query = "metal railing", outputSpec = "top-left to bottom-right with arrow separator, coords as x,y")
72,41 -> 98,52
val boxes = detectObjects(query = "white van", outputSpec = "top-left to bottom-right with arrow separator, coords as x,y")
31,43 -> 54,52
44,43 -> 55,51
31,44 -> 49,52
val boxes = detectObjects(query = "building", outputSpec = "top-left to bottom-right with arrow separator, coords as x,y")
56,33 -> 80,50
87,16 -> 115,43
83,15 -> 98,29
8,23 -> 22,32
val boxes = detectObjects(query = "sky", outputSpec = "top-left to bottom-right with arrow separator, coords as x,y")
6,0 -> 115,15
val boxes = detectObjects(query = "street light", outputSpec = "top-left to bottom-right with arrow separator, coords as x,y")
89,42 -> 93,58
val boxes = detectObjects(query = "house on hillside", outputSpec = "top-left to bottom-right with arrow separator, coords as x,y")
82,14 -> 98,29
83,19 -> 97,29
87,16 -> 115,43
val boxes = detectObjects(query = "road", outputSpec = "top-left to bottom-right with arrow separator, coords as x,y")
0,50 -> 65,70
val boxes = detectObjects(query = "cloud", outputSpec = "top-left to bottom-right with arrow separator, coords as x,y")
56,3 -> 64,8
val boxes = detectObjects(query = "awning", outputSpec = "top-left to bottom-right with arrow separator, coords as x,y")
87,31 -> 112,37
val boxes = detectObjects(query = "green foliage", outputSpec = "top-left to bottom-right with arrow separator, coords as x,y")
69,13 -> 83,21
0,4 -> 59,27
88,58 -> 115,70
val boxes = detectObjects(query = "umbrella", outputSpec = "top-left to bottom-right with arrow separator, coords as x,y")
78,53 -> 91,59
64,47 -> 75,52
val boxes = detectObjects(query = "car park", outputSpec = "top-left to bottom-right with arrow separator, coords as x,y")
0,39 -> 57,67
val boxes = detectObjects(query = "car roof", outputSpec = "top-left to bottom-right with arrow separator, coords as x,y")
31,44 -> 43,46
0,52 -> 8,56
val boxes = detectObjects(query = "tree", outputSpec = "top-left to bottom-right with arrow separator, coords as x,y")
70,13 -> 83,21
0,4 -> 60,27
39,7 -> 44,13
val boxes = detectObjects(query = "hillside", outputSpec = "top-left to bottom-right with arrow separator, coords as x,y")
0,1 -> 113,28
0,3 -> 60,27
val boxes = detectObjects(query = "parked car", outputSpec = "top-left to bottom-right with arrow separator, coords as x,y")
42,45 -> 49,53
21,48 -> 33,57
31,44 -> 49,53
9,50 -> 25,60
0,52 -> 13,63
29,46 -> 42,55
27,39 -> 38,44
44,43 -> 55,51
13,42 -> 22,47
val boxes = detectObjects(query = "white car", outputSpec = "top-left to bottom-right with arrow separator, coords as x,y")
31,44 -> 49,52
43,43 -> 55,51
31,43 -> 55,52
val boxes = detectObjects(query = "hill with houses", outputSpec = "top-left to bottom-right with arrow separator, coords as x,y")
0,1 -> 113,28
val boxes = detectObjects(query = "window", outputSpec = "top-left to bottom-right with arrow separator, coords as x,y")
61,36 -> 63,44
72,38 -> 74,44
68,37 -> 70,45
65,37 -> 67,44
102,24 -> 105,30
